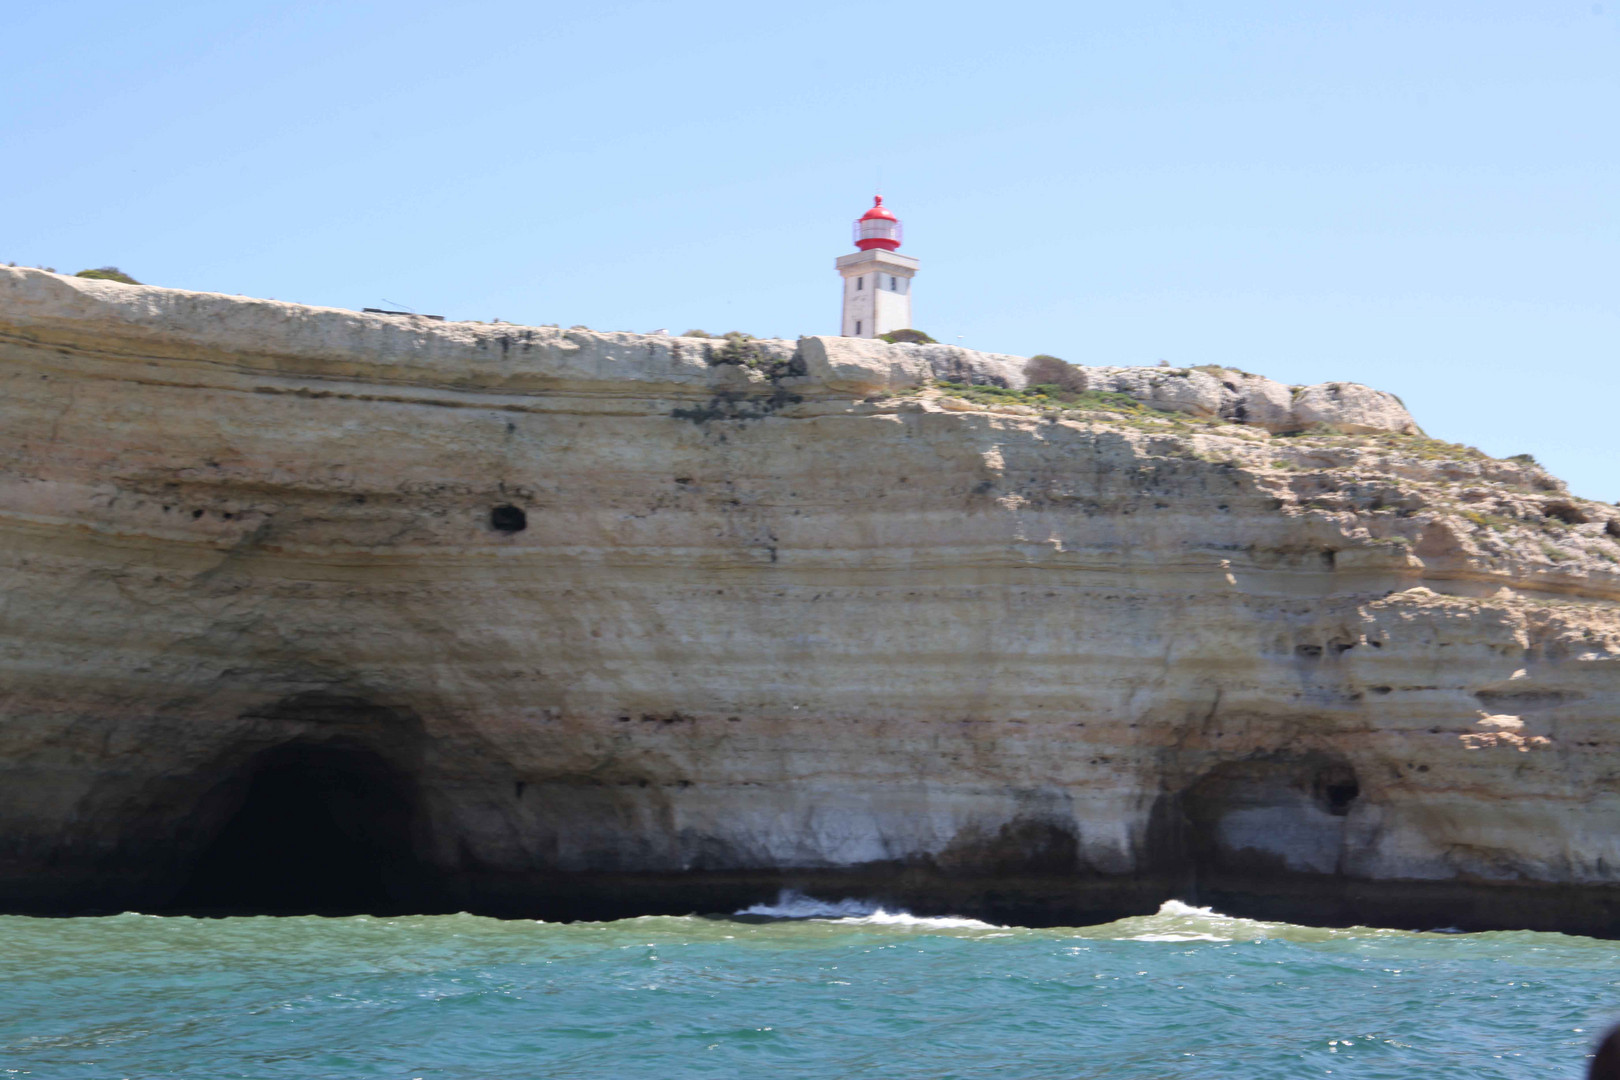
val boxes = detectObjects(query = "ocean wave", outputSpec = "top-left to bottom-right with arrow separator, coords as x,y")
734,890 -> 1001,929
735,891 -> 882,919
1094,899 -> 1435,944
1156,899 -> 1226,919
1101,899 -> 1270,942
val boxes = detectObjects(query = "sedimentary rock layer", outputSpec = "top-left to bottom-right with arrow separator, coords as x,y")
1,267 -> 1617,930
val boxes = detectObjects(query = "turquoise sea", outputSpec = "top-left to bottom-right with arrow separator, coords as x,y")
1,895 -> 1614,1079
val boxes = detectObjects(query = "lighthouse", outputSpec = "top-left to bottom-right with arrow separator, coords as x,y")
836,196 -> 918,338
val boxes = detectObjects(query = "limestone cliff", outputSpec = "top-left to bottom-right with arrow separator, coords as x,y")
1,266 -> 1617,930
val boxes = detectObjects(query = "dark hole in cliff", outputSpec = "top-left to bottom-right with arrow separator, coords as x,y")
168,743 -> 425,915
1307,761 -> 1361,817
1542,501 -> 1589,526
1319,780 -> 1360,816
490,504 -> 527,533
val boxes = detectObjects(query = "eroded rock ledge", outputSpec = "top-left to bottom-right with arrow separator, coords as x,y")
1,267 -> 1617,931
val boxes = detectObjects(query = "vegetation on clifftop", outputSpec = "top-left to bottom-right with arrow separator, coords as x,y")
935,379 -> 1180,418
74,267 -> 140,285
879,329 -> 937,344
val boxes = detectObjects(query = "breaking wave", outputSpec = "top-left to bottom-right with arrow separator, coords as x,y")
1111,899 -> 1244,941
730,894 -> 1448,942
734,890 -> 1001,929
1091,899 -> 1433,944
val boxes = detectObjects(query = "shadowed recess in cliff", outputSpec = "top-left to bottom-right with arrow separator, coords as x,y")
164,721 -> 434,916
1181,753 -> 1360,879
1152,753 -> 1362,919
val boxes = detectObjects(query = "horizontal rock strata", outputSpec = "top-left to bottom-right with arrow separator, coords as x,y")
0,266 -> 1617,930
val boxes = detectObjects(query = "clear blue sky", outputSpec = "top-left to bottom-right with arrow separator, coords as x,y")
4,1 -> 1615,500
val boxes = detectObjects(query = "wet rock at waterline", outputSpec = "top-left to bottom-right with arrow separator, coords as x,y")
0,266 -> 1617,930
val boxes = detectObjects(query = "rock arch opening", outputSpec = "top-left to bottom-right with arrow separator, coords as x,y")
167,740 -> 431,915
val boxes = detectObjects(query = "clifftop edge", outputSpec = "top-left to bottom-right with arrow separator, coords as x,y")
1,266 -> 1417,437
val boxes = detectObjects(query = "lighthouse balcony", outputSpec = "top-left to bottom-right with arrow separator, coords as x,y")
835,249 -> 919,273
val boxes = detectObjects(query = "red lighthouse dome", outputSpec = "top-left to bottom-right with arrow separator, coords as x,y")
853,195 -> 902,251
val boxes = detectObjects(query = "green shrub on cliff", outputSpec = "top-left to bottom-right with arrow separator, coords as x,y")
934,379 -> 1182,422
879,328 -> 937,344
75,267 -> 140,284
1023,355 -> 1087,398
1377,434 -> 1484,460
713,332 -> 763,366
1461,509 -> 1516,533
1541,541 -> 1573,562
703,331 -> 797,379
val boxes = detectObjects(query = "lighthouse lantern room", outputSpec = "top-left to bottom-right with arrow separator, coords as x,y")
836,195 -> 918,338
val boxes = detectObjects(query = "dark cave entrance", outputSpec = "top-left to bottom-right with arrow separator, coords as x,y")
167,741 -> 430,916
1155,753 -> 1363,924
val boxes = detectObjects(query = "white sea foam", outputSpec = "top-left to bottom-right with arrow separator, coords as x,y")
1109,899 -> 1253,941
736,891 -> 882,919
834,909 -> 1002,930
734,890 -> 1000,929
1155,899 -> 1227,919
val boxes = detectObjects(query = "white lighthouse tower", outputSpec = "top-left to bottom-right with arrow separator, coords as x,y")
837,196 -> 918,338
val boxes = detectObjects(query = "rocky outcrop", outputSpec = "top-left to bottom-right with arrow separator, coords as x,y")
802,339 -> 1421,435
0,267 -> 1616,930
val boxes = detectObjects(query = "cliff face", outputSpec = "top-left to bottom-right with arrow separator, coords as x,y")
1,267 -> 1617,929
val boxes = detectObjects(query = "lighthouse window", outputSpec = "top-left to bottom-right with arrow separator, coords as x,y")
889,276 -> 898,290
855,320 -> 862,335
856,276 -> 863,290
